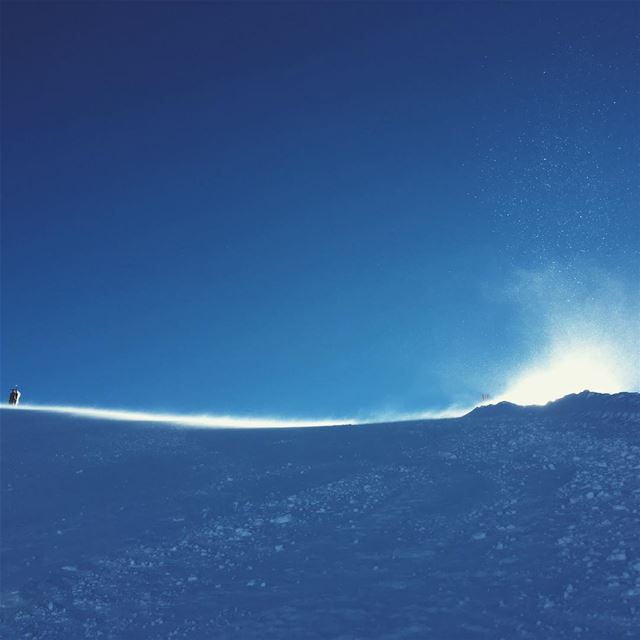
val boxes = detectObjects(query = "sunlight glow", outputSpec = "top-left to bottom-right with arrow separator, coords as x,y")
495,341 -> 632,406
1,404 -> 355,429
486,269 -> 640,407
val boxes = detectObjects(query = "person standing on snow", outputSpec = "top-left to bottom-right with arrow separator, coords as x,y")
8,387 -> 20,405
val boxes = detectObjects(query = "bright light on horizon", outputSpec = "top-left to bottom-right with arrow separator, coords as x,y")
486,268 -> 640,407
495,341 -> 635,406
0,403 -> 355,429
0,402 -> 471,429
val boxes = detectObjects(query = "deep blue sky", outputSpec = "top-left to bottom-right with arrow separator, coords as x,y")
2,2 -> 638,417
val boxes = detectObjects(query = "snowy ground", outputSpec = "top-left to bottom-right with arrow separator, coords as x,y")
1,396 -> 639,639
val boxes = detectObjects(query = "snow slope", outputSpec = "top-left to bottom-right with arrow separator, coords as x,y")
1,393 -> 639,639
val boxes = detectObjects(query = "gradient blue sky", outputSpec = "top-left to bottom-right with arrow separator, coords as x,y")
2,2 -> 638,417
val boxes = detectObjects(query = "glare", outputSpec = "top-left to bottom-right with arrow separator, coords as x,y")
486,268 -> 640,407
1,404 -> 354,429
495,342 -> 632,406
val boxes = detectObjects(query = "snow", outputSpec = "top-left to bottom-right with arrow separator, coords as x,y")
271,514 -> 292,525
1,393 -> 639,639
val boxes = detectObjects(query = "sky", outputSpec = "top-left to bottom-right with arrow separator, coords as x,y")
1,1 -> 638,420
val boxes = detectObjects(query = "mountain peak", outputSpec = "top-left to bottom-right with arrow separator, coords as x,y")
465,390 -> 640,419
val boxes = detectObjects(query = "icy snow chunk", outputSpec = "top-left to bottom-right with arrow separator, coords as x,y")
272,514 -> 292,525
608,551 -> 627,561
472,532 -> 486,540
275,545 -> 284,552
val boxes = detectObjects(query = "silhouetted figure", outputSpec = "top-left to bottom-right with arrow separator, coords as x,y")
8,387 -> 20,406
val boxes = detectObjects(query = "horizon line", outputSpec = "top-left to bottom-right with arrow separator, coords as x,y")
0,402 -> 468,429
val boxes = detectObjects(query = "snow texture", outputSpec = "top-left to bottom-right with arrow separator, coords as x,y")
1,392 -> 639,639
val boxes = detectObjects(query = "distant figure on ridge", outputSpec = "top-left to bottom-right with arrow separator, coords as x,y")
8,387 -> 20,406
